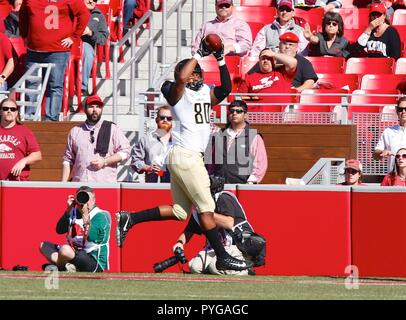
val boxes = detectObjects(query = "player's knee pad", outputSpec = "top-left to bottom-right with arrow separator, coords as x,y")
172,204 -> 188,221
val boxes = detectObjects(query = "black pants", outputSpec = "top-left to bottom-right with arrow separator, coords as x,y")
73,250 -> 103,272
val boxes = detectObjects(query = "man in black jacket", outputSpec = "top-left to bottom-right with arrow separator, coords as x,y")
212,100 -> 268,184
81,0 -> 109,95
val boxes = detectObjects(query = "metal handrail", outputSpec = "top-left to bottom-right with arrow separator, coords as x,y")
9,63 -> 53,121
301,158 -> 346,185
112,10 -> 153,125
111,0 -> 188,133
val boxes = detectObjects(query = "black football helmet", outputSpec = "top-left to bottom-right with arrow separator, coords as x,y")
174,59 -> 204,91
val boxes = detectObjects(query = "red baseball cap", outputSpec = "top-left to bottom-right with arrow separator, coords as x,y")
278,0 -> 293,10
345,159 -> 363,173
279,32 -> 299,43
216,0 -> 233,5
85,95 -> 104,107
369,3 -> 386,15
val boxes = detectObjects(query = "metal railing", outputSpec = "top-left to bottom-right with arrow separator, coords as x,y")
9,63 -> 53,121
111,0 -> 189,136
300,158 -> 346,185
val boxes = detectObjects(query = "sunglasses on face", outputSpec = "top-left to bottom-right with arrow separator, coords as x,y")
1,107 -> 18,112
217,3 -> 231,9
395,154 -> 406,160
396,107 -> 406,113
278,7 -> 293,13
229,109 -> 245,114
345,168 -> 360,175
326,21 -> 338,27
90,130 -> 95,144
159,115 -> 173,121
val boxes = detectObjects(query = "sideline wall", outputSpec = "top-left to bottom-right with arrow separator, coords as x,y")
237,185 -> 352,276
1,183 -> 406,277
0,182 -> 121,272
352,186 -> 406,278
120,183 -> 237,273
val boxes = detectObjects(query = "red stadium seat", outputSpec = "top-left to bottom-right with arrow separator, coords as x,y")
62,41 -> 84,117
306,56 -> 345,73
360,74 -> 405,91
395,58 -> 406,74
198,56 -> 240,89
294,8 -> 324,28
348,89 -> 399,119
96,3 -> 114,79
239,56 -> 259,78
393,26 -> 406,56
0,2 -> 11,18
392,9 -> 406,25
198,56 -> 240,75
297,88 -> 346,112
316,73 -> 359,92
232,6 -> 277,23
248,22 -> 265,40
333,8 -> 369,29
343,28 -> 364,44
8,37 -> 27,88
240,0 -> 273,5
345,57 -> 395,75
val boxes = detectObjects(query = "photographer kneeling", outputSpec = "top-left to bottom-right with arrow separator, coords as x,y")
170,176 -> 266,275
39,186 -> 111,272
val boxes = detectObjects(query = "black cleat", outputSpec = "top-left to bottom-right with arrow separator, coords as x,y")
116,211 -> 132,247
216,254 -> 254,271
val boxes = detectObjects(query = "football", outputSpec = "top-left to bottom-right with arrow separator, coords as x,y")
203,34 -> 223,52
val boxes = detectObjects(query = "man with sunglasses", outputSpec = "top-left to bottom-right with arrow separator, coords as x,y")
212,100 -> 267,184
62,95 -> 131,182
191,0 -> 252,57
0,98 -> 42,180
250,0 -> 308,57
131,106 -> 172,183
374,97 -> 406,173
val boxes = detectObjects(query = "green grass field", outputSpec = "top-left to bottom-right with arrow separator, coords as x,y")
1,271 -> 406,300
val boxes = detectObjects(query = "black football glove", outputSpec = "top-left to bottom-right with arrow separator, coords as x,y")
196,37 -> 212,57
212,43 -> 225,61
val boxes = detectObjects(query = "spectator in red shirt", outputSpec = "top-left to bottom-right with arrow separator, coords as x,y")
0,98 -> 42,180
237,47 -> 297,112
381,147 -> 406,186
19,0 -> 90,121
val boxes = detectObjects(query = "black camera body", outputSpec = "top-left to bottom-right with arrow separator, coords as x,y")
153,247 -> 188,273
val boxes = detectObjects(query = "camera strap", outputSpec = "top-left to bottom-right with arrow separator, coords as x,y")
67,208 -> 90,251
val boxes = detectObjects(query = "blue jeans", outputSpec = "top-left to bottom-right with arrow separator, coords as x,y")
124,0 -> 137,27
25,50 -> 70,121
82,42 -> 95,91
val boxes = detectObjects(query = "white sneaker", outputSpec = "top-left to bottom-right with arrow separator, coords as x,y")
65,263 -> 77,272
44,264 -> 58,272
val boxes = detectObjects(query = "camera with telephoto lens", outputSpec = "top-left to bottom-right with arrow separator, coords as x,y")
153,247 -> 188,273
75,190 -> 90,205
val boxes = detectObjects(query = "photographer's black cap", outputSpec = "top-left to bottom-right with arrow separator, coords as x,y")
77,186 -> 94,194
